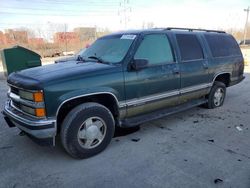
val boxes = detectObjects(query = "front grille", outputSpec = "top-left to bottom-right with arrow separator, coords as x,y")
12,101 -> 21,109
10,86 -> 19,95
9,86 -> 21,111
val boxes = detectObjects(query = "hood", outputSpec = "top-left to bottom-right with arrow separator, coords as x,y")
7,61 -> 117,90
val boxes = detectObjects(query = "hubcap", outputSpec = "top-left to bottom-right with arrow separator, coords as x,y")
213,88 -> 224,106
77,117 -> 106,149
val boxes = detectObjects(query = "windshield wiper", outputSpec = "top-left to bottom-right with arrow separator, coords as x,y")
87,56 -> 106,64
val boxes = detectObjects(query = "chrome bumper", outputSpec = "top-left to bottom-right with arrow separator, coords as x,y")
2,100 -> 56,139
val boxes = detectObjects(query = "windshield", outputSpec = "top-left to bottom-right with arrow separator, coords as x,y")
77,48 -> 86,56
81,34 -> 136,63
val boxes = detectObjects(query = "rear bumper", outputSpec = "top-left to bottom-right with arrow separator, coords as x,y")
2,100 -> 56,142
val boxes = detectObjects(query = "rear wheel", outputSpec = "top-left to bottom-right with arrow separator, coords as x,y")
206,81 -> 226,109
60,102 -> 115,159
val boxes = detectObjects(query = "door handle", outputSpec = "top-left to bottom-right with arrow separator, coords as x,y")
172,68 -> 180,74
203,62 -> 209,69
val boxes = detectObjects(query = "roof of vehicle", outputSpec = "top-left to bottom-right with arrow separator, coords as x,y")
104,28 -> 226,37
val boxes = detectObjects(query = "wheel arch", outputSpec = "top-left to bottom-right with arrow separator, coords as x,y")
56,92 -> 120,133
212,72 -> 231,87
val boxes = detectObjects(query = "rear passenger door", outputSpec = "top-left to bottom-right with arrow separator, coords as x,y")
175,33 -> 210,103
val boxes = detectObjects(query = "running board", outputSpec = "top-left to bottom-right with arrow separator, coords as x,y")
121,98 -> 207,127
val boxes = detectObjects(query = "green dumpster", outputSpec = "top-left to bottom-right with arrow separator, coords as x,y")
0,45 -> 41,76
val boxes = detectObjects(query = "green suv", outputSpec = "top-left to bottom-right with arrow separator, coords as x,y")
2,28 -> 245,158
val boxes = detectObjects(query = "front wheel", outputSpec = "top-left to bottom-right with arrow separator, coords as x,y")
60,102 -> 115,159
206,81 -> 226,109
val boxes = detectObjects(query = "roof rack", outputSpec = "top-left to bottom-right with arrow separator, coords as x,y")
164,27 -> 225,33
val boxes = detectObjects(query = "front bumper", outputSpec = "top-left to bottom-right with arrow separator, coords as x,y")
2,100 -> 56,142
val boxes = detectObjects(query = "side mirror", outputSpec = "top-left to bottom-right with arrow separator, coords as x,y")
130,59 -> 148,71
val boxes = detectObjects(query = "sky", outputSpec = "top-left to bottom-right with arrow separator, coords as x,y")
0,0 -> 249,37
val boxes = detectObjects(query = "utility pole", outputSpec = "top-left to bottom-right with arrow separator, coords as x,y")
118,0 -> 132,29
243,6 -> 250,45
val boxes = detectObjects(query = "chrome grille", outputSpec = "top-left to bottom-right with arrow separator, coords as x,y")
9,86 -> 21,111
12,101 -> 21,109
10,86 -> 19,95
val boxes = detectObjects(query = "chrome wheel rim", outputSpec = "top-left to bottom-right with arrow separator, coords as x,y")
213,88 -> 224,106
77,117 -> 107,149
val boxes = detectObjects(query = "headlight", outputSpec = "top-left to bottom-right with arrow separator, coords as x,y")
19,90 -> 33,101
19,90 -> 44,102
20,104 -> 36,115
18,89 -> 45,117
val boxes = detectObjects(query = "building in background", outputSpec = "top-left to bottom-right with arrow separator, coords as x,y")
28,38 -> 45,46
74,27 -> 96,42
0,26 -> 106,54
53,32 -> 78,44
0,29 -> 29,46
4,29 -> 28,44
0,31 -> 4,45
53,27 -> 96,52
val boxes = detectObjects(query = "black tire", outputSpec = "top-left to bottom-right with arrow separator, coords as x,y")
206,81 -> 226,109
60,102 -> 115,159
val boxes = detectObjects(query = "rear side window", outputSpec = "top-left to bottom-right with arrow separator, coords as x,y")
134,34 -> 174,65
176,34 -> 204,61
204,34 -> 241,57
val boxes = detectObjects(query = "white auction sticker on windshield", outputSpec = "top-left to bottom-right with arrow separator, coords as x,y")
120,35 -> 136,40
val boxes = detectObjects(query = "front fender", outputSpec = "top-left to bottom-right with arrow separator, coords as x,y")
46,87 -> 120,117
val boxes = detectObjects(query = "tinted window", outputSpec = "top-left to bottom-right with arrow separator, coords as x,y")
204,34 -> 241,57
176,34 -> 204,61
134,34 -> 174,65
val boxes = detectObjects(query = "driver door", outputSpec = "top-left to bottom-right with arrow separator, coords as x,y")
124,34 -> 180,117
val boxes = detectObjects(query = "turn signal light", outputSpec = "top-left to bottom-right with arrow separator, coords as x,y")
33,92 -> 44,102
35,108 -> 46,117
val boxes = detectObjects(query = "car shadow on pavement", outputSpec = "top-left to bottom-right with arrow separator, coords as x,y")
15,125 -> 143,160
114,126 -> 140,137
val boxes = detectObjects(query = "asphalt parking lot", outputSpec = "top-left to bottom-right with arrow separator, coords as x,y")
0,63 -> 250,188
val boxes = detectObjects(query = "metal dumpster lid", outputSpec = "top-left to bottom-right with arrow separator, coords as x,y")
6,45 -> 41,58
